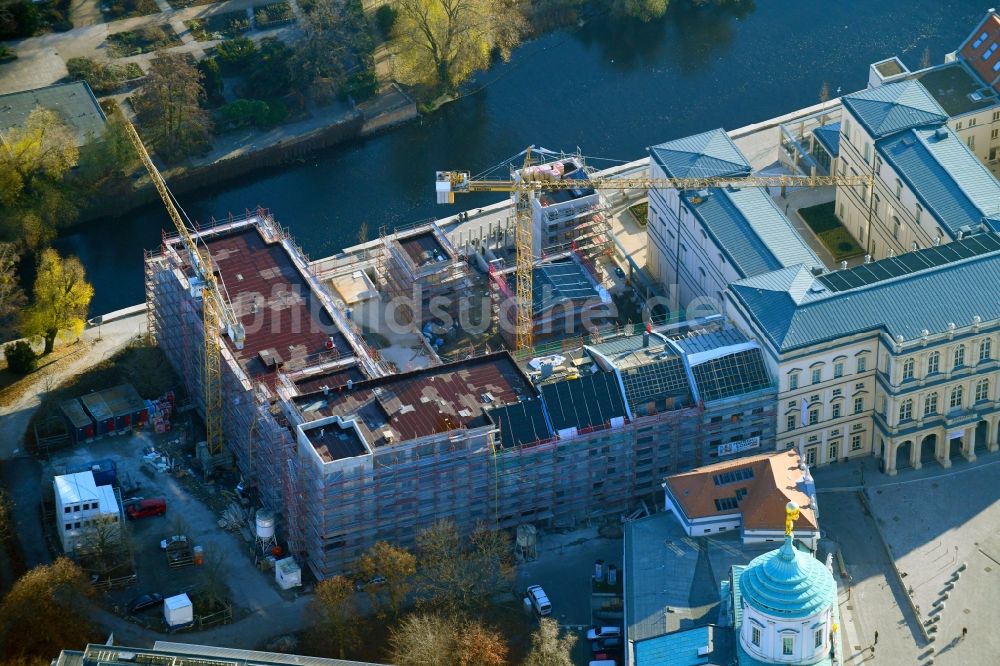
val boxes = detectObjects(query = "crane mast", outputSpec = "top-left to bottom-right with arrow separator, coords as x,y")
436,164 -> 872,351
123,117 -> 243,456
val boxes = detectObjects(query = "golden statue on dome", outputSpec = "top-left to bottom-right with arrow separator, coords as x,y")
784,501 -> 800,537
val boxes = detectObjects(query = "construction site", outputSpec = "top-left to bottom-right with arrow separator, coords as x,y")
139,144 -> 801,579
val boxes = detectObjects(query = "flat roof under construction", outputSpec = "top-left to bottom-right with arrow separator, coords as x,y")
397,230 -> 449,267
294,352 -> 534,457
201,227 -> 352,378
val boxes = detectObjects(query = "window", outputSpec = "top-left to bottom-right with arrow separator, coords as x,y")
980,338 -> 992,362
894,178 -> 902,200
983,42 -> 998,60
954,345 -> 965,368
789,372 -> 799,390
899,399 -> 913,422
832,403 -> 842,419
64,523 -> 71,531
950,386 -> 964,410
808,409 -> 819,425
834,362 -> 844,378
851,434 -> 863,451
873,193 -> 881,218
806,447 -> 817,465
928,351 -> 940,374
925,393 -> 938,415
968,135 -> 976,150
902,358 -> 914,380
915,203 -> 922,224
811,368 -> 821,385
786,414 -> 796,431
815,628 -> 824,649
970,117 -> 978,127
751,626 -> 761,647
974,31 -> 989,48
64,506 -> 71,514
994,110 -> 1000,122
993,129 -> 1000,140
854,396 -> 864,414
787,400 -> 796,409
73,505 -> 80,512
828,441 -> 839,460
857,356 -> 867,372
956,121 -> 964,130
893,216 -> 901,239
73,522 -> 80,529
783,636 -> 795,656
976,379 -> 990,402
832,388 -> 842,397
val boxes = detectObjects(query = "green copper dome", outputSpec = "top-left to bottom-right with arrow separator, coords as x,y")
739,537 -> 836,619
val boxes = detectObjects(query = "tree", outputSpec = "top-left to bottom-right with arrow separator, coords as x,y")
0,488 -> 12,545
196,550 -> 231,612
0,242 -> 25,338
357,540 -> 416,617
920,46 -> 931,69
215,36 -> 258,71
75,514 -> 131,582
4,340 -> 37,374
77,109 -> 140,190
0,107 -> 80,248
523,617 -> 576,666
293,0 -> 350,92
309,575 -> 360,659
392,0 -> 526,93
819,81 -> 829,103
240,37 -> 295,100
21,249 -> 94,354
610,0 -> 668,22
0,558 -> 95,662
388,614 -> 507,666
416,520 -> 514,614
133,52 -> 211,162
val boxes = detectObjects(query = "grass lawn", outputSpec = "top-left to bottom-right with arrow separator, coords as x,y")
186,10 -> 251,41
799,201 -> 864,262
103,0 -> 160,21
106,24 -> 182,57
628,201 -> 648,226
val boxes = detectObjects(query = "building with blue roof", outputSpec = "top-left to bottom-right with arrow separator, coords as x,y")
725,232 -> 1000,475
646,128 -> 823,311
836,78 -> 1000,261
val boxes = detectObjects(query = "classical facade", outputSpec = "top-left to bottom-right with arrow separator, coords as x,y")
725,233 -> 1000,475
646,128 -> 822,311
834,79 -> 1000,262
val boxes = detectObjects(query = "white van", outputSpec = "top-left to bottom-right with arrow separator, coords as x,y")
526,584 -> 552,616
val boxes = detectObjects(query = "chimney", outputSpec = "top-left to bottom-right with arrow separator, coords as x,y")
840,260 -> 848,270
864,254 -> 872,264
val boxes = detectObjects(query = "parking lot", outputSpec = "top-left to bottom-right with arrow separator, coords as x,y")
516,525 -> 625,665
43,425 -> 298,632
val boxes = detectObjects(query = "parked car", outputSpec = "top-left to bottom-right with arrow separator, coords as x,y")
127,592 -> 163,613
526,584 -> 552,616
126,497 -> 166,519
354,575 -> 387,591
160,535 -> 188,550
587,626 -> 622,641
591,637 -> 623,653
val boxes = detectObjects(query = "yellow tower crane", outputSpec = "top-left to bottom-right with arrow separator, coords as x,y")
437,151 -> 871,350
123,117 -> 245,456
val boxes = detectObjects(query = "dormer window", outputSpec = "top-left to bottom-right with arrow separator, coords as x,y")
973,32 -> 989,49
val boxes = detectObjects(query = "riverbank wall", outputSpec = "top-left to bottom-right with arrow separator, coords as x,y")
80,85 -> 417,223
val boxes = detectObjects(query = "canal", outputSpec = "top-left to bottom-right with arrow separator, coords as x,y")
59,0 -> 987,314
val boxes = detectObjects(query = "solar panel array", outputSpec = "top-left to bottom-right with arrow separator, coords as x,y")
691,348 -> 772,403
619,356 -> 691,408
713,466 -> 754,486
817,233 -> 1000,293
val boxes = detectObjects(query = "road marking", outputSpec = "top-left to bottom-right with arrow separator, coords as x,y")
681,536 -> 702,552
664,541 -> 684,556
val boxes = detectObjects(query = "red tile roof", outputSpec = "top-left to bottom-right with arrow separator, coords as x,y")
959,11 -> 1000,92
201,227 -> 352,380
664,448 -> 818,533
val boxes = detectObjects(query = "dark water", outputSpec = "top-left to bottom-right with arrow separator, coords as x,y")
59,0 -> 987,314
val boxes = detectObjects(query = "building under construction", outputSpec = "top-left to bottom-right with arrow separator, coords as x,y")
146,212 -> 777,579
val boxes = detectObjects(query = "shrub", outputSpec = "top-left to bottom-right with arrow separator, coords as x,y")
215,98 -> 287,129
215,36 -> 258,71
5,340 -> 38,375
375,4 -> 397,37
66,57 -> 134,94
197,57 -> 225,105
0,1 -> 41,39
253,1 -> 293,27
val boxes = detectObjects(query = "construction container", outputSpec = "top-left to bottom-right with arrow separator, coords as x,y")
60,399 -> 95,445
75,459 -> 117,487
163,593 -> 193,629
101,384 -> 147,433
275,557 -> 301,589
192,545 -> 204,566
80,392 -> 115,437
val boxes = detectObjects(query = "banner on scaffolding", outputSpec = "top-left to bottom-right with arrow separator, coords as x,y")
717,436 -> 761,458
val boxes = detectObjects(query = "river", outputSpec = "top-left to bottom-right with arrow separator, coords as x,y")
58,0 -> 987,314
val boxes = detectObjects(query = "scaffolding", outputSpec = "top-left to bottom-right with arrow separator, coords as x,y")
375,221 -> 473,326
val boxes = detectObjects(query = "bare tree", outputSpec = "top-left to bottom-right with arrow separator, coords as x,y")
309,575 -> 360,659
133,52 -> 211,163
0,243 -> 25,339
357,540 -> 416,617
416,520 -> 514,614
388,613 -> 508,666
75,514 -> 131,581
523,617 -> 576,666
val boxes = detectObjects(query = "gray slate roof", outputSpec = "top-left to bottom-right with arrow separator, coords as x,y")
728,234 -> 1000,352
650,128 -> 751,179
842,79 -> 948,139
877,126 -> 1000,239
685,186 -> 823,277
0,81 -> 106,146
